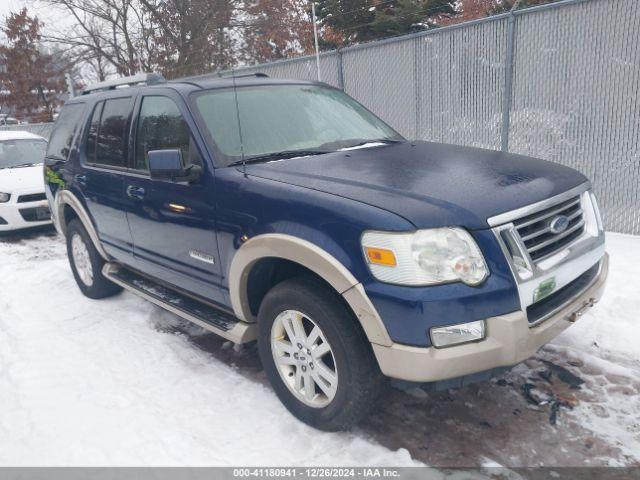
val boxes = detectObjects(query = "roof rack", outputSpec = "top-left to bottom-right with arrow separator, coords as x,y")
231,72 -> 269,79
174,72 -> 269,83
82,72 -> 166,95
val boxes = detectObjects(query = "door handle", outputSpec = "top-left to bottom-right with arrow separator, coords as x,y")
74,174 -> 87,186
126,185 -> 145,200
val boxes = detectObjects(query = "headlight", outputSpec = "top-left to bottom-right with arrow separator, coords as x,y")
0,192 -> 10,203
430,320 -> 486,348
362,228 -> 489,286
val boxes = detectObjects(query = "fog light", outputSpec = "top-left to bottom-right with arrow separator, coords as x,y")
430,320 -> 485,348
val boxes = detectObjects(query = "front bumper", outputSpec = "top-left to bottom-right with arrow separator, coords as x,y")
0,192 -> 52,232
373,252 -> 608,382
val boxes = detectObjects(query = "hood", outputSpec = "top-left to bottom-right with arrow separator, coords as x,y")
0,165 -> 45,193
244,141 -> 588,230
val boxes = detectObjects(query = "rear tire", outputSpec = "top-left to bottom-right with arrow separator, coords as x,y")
66,218 -> 122,299
257,275 -> 385,431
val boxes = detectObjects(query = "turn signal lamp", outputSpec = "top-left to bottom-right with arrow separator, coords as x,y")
364,247 -> 397,267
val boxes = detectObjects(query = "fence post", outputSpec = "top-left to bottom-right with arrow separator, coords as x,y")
337,50 -> 345,90
501,13 -> 517,152
413,38 -> 420,141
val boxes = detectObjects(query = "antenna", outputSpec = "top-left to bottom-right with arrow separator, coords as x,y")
312,2 -> 321,82
231,69 -> 246,175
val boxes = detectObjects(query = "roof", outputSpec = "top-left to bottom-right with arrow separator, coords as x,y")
0,130 -> 47,141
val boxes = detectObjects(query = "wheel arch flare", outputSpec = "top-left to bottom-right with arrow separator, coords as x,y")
228,233 -> 393,347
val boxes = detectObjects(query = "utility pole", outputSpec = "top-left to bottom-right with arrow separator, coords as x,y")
311,2 -> 321,82
65,73 -> 76,98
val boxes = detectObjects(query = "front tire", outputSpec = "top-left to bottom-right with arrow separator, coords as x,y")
66,218 -> 122,299
257,275 -> 385,431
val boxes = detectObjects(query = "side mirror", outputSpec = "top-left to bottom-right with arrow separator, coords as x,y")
148,149 -> 201,183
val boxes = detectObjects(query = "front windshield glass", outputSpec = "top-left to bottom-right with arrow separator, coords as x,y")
0,139 -> 47,169
192,84 -> 403,166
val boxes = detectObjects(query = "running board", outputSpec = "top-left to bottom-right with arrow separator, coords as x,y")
102,263 -> 256,344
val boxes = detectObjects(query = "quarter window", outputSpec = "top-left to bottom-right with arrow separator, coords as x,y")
134,96 -> 200,171
46,103 -> 85,161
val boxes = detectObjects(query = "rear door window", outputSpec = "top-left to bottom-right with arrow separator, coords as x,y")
134,95 -> 201,171
85,102 -> 104,164
46,103 -> 85,161
94,97 -> 133,168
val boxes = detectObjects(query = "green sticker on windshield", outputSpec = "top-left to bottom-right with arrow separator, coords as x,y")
534,277 -> 556,303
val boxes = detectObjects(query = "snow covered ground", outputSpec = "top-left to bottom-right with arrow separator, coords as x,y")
0,229 -> 638,467
551,233 -> 640,462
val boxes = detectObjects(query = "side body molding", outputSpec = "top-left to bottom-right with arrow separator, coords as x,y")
54,190 -> 110,261
228,233 -> 393,347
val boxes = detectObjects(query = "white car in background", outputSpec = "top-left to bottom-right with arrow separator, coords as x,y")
0,131 -> 51,232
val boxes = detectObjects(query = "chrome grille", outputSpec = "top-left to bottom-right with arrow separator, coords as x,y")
513,195 -> 585,262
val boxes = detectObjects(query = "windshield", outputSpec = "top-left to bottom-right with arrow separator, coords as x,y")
192,84 -> 403,166
0,139 -> 47,169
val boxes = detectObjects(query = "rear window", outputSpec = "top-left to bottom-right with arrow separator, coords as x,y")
46,103 -> 85,161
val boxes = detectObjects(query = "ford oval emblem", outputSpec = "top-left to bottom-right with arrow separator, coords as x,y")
549,215 -> 570,234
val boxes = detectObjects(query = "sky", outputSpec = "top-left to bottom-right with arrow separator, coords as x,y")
0,0 -> 29,20
0,1 -> 66,28
0,0 -> 69,42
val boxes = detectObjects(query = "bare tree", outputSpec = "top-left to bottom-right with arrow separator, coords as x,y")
30,0 -> 319,82
139,0 -> 240,78
40,0 -> 154,80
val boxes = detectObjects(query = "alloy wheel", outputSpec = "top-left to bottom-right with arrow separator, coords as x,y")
270,310 -> 338,408
71,233 -> 94,287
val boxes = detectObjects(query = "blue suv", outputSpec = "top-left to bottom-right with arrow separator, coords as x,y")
45,73 -> 608,430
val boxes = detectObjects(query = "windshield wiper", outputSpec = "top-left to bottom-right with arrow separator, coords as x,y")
227,140 -> 402,167
317,138 -> 403,151
229,150 -> 329,166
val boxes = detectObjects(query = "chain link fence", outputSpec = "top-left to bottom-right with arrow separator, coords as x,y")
220,0 -> 639,235
0,123 -> 54,139
2,0 -> 637,234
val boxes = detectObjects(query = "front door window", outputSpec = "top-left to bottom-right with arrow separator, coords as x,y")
134,96 -> 201,171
